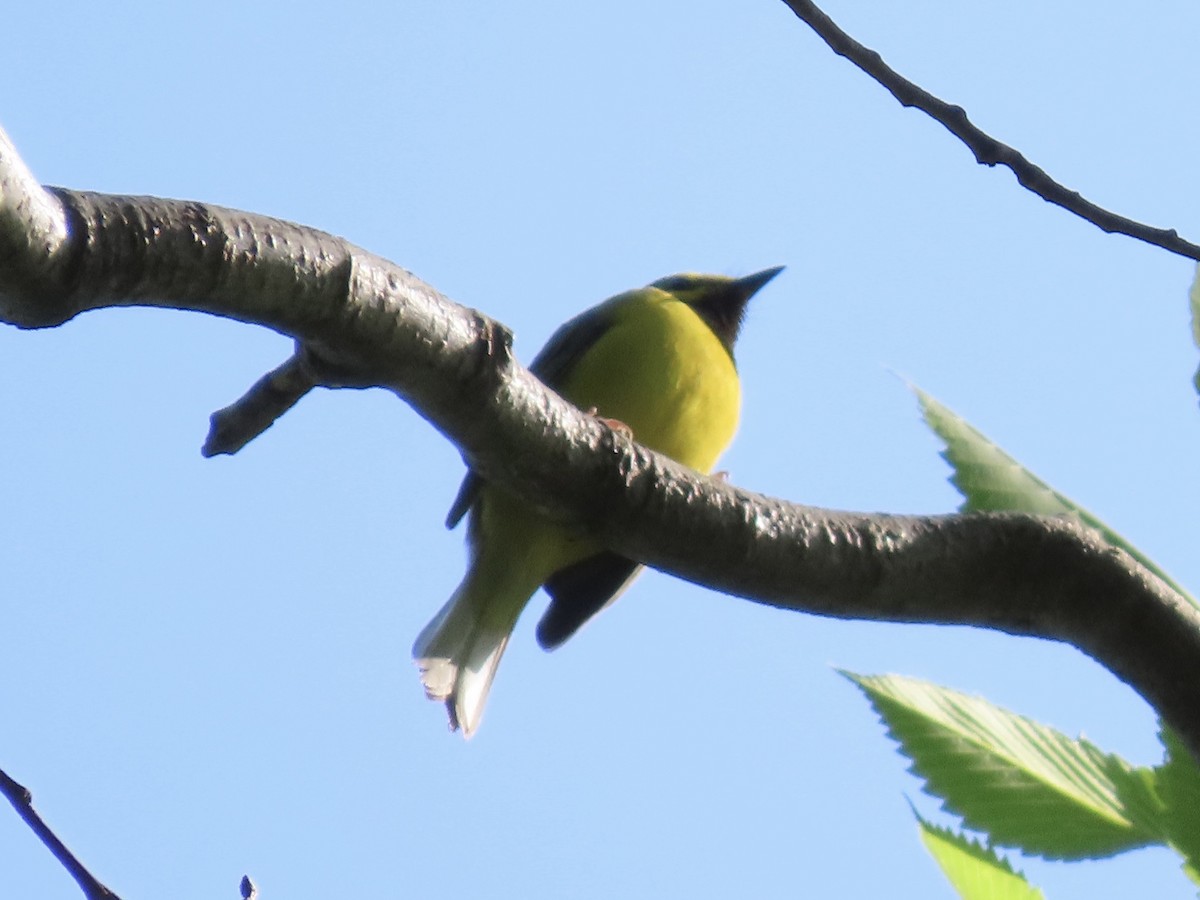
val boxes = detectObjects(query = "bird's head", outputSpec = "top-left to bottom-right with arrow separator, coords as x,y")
649,267 -> 784,357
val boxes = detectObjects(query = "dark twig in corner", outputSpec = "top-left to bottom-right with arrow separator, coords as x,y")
781,0 -> 1200,262
0,766 -> 122,900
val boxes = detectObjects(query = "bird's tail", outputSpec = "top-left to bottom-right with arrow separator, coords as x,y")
412,566 -> 535,738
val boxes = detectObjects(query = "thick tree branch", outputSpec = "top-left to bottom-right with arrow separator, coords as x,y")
0,766 -> 121,900
780,0 -> 1200,262
3,126 -> 1200,765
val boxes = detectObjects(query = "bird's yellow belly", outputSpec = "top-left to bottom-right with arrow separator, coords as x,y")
475,297 -> 740,584
558,298 -> 740,473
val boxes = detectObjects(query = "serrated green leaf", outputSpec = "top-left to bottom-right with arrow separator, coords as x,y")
845,671 -> 1165,860
1189,265 -> 1200,397
917,389 -> 1075,517
1156,722 -> 1200,883
914,387 -> 1195,606
915,810 -> 1045,900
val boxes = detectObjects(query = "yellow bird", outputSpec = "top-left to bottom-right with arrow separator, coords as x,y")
413,268 -> 783,736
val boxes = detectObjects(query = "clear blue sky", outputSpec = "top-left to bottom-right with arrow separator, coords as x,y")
3,3 -> 1199,897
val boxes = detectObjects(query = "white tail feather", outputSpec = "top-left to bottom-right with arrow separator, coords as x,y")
412,576 -> 527,738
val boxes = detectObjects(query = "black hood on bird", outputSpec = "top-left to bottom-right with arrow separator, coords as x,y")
688,265 -> 784,358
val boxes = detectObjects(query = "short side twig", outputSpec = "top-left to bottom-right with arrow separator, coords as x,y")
782,0 -> 1200,262
0,766 -> 121,900
203,350 -> 318,457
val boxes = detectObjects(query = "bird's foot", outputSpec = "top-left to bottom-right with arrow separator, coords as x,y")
584,407 -> 634,439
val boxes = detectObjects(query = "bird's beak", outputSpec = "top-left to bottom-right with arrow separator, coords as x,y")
735,265 -> 785,300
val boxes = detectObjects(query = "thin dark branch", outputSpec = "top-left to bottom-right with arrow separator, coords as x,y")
0,766 -> 122,900
781,0 -> 1200,262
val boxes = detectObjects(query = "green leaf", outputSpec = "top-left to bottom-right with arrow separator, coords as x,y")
916,388 -> 1077,517
914,387 -> 1195,606
915,809 -> 1045,900
845,671 -> 1165,859
1156,722 -> 1200,883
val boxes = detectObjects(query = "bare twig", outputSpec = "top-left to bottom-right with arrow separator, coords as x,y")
0,766 -> 121,900
203,338 -> 406,456
204,349 -> 318,457
781,0 -> 1200,262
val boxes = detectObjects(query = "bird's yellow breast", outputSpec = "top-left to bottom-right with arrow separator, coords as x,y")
557,291 -> 741,473
471,290 -> 741,586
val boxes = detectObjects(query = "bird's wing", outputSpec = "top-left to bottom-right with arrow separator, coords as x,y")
536,551 -> 644,650
526,299 -> 620,389
445,299 -> 622,529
